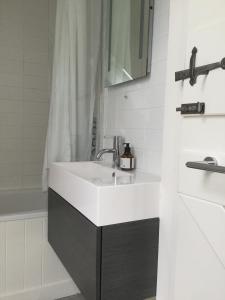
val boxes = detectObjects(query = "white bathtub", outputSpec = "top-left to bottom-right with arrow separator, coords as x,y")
0,189 -> 48,221
0,189 -> 78,300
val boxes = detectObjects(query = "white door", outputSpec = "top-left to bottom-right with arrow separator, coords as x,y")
174,1 -> 225,299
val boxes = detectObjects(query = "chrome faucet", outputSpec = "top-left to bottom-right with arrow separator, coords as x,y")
96,136 -> 123,167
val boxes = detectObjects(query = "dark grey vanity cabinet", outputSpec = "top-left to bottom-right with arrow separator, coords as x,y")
48,188 -> 159,300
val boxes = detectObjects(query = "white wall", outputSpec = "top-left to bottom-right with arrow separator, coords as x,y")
0,0 -> 55,190
103,0 -> 170,176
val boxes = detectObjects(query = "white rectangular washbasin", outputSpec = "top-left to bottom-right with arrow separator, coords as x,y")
49,161 -> 160,226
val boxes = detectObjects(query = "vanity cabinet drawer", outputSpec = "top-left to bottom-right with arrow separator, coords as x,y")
48,189 -> 101,300
48,188 -> 159,300
101,219 -> 159,300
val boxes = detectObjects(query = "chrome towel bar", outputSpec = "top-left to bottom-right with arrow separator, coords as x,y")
186,157 -> 225,174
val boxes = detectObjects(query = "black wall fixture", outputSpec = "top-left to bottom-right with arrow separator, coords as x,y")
175,47 -> 225,86
176,102 -> 205,115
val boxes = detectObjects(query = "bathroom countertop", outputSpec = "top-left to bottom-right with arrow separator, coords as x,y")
52,161 -> 160,187
49,161 -> 160,226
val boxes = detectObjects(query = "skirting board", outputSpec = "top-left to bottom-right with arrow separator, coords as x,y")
0,279 -> 79,300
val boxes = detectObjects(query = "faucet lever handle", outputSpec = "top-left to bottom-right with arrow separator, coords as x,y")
113,136 -> 123,153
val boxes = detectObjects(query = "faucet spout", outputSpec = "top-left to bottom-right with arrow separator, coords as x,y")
96,148 -> 116,160
95,136 -> 123,167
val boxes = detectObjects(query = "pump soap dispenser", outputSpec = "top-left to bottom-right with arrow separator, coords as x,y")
120,143 -> 135,171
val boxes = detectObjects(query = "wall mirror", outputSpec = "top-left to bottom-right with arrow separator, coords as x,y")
104,0 -> 154,87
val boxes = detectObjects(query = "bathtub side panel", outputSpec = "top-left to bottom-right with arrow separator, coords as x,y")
24,218 -> 43,288
0,216 -> 78,299
6,220 -> 25,292
0,222 -> 6,295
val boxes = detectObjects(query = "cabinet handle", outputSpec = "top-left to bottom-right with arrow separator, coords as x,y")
186,157 -> 225,174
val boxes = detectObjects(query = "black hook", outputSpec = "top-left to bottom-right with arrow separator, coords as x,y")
189,47 -> 197,86
175,47 -> 225,86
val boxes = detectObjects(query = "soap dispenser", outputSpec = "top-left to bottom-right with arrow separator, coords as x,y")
120,143 -> 135,171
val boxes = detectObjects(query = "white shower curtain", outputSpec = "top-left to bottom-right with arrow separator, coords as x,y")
42,0 -> 103,191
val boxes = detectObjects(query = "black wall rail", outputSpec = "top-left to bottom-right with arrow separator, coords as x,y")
175,47 -> 225,86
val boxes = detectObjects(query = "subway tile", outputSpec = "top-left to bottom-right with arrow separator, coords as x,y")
133,148 -> 144,170
23,138 -> 45,152
23,52 -> 49,64
115,109 -> 150,129
0,86 -> 23,101
147,108 -> 164,130
23,162 -> 42,176
0,0 -> 52,191
0,139 -> 22,152
23,75 -> 49,91
0,23 -> 23,43
23,88 -> 49,102
0,46 -> 23,61
23,38 -> 49,55
0,73 -> 22,87
0,150 -> 23,164
0,163 -> 22,177
0,176 -> 22,190
22,113 -> 48,127
114,85 -> 165,110
23,101 -> 49,115
148,83 -> 166,107
49,0 -> 57,41
0,59 -> 23,74
0,125 -> 22,139
152,33 -> 169,63
24,62 -> 49,77
0,0 -> 23,22
0,113 -> 22,126
144,129 -> 163,151
23,0 -> 49,21
142,150 -> 162,175
154,0 -> 170,18
22,175 -> 42,189
0,32 -> 23,49
150,59 -> 167,85
22,150 -> 44,163
107,79 -> 140,95
103,0 -> 169,176
122,129 -> 145,149
0,100 -> 22,113
153,9 -> 170,39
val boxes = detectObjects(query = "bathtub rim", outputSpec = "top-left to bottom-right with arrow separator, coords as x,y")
0,209 -> 48,222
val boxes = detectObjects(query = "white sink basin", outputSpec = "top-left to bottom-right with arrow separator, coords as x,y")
49,161 -> 160,226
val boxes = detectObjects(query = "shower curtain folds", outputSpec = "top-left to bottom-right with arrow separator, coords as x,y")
42,0 -> 103,191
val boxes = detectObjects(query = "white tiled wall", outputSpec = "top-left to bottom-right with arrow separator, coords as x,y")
0,216 -> 78,300
103,0 -> 170,176
0,0 -> 56,190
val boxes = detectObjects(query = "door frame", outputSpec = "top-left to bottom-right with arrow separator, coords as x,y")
157,0 -> 190,299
